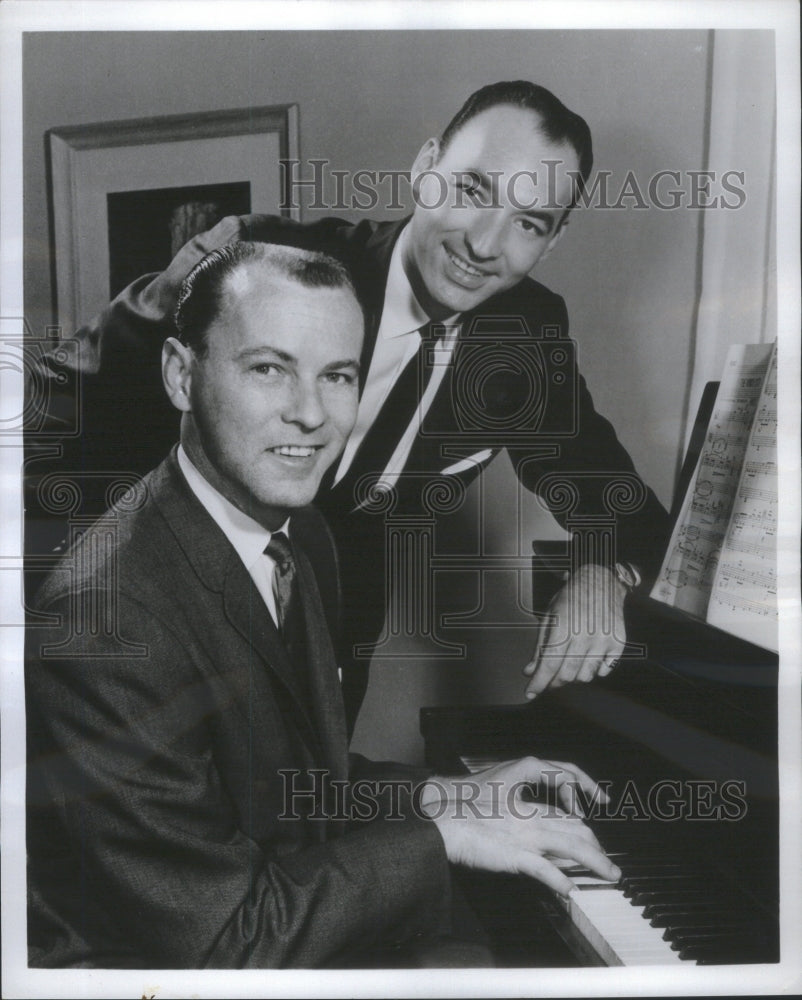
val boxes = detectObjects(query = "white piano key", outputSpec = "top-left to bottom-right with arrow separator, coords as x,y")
563,883 -> 690,965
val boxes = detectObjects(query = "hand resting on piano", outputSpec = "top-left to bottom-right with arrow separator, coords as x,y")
523,563 -> 630,698
418,756 -> 622,896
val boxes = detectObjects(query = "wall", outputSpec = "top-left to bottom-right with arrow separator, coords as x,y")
22,29 -> 771,762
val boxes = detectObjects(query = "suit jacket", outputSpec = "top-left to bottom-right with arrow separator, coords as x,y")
37,213 -> 671,724
26,449 -> 451,968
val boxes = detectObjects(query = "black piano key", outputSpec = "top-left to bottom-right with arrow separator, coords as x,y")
631,888 -> 744,907
680,941 -> 778,964
622,875 -> 704,897
693,946 -> 780,965
649,909 -> 748,929
643,899 -> 736,919
645,901 -> 729,921
669,928 -> 775,951
616,858 -> 693,872
661,918 -> 759,939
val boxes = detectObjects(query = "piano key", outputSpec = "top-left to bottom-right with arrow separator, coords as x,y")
669,928 -> 775,950
561,880 -> 690,965
649,909 -> 751,929
660,918 -> 758,937
692,946 -> 780,965
565,875 -> 683,965
679,941 -> 776,964
631,888 -> 743,907
644,900 -> 736,920
622,875 -> 702,897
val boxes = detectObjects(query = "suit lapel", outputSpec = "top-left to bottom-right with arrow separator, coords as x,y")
350,218 -> 407,391
295,547 -> 349,785
317,218 -> 407,501
152,450 -> 326,764
220,557 -> 312,721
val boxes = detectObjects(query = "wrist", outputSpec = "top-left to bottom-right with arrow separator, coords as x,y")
613,561 -> 642,592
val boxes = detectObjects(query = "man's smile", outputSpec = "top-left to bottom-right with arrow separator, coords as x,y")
443,245 -> 494,285
268,444 -> 324,459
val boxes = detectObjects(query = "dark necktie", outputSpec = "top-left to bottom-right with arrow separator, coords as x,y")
265,533 -> 308,697
328,321 -> 443,497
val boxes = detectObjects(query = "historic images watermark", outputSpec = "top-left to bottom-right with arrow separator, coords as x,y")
279,768 -> 748,823
281,159 -> 748,214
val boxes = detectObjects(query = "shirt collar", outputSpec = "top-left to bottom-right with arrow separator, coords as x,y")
379,226 -> 434,340
177,445 -> 289,571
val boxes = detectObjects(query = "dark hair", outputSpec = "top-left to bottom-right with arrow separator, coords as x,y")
174,241 -> 360,353
439,80 -> 593,204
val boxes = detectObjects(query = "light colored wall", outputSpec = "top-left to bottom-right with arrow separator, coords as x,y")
23,29 -> 772,763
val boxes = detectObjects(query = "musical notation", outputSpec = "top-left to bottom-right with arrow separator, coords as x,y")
652,342 -> 778,652
707,345 -> 778,651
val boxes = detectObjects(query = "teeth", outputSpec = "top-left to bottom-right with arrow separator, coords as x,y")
272,446 -> 316,457
446,247 -> 487,278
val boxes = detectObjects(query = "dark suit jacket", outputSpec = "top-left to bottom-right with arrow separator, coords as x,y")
35,213 -> 671,724
26,449 -> 451,968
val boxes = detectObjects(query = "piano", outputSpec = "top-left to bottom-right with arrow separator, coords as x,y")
421,378 -> 780,967
420,591 -> 780,967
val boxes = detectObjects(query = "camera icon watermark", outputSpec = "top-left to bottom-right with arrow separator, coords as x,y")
418,314 -> 579,444
0,318 -> 81,439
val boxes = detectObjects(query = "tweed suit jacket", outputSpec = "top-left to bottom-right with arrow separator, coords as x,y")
26,449 -> 450,968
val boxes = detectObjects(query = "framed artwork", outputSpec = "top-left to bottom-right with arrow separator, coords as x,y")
47,103 -> 299,334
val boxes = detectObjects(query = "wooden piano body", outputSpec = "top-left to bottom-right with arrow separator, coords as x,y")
420,592 -> 780,967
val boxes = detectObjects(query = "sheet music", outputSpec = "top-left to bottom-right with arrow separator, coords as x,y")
651,343 -> 774,618
706,344 -> 778,650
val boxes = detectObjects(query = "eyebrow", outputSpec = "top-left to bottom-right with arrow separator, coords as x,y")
466,168 -> 560,232
236,345 -> 360,371
521,210 -> 557,233
323,358 -> 361,372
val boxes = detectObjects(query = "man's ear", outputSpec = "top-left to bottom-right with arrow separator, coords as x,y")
162,337 -> 194,413
410,136 -> 441,182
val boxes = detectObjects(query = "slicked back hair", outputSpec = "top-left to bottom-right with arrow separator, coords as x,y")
174,241 -> 361,354
438,80 -> 593,205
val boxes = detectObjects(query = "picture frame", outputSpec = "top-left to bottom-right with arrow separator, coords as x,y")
47,103 -> 299,334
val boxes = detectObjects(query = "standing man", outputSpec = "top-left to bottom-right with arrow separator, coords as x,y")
26,242 -> 620,968
38,80 -> 670,729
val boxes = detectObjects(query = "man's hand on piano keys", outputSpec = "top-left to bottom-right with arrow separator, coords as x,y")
523,562 -> 628,699
419,756 -> 622,896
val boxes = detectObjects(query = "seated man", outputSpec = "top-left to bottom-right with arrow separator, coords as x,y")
26,242 -> 620,969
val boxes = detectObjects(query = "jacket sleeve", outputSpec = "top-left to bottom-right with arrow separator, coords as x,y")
56,213 -> 350,376
503,290 -> 671,587
26,591 -> 451,969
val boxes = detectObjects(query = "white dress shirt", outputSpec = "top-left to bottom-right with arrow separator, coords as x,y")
177,445 -> 287,628
334,226 -> 459,488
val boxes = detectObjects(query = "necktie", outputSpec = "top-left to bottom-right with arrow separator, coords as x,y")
265,532 -> 296,632
265,532 -> 308,686
330,321 -> 443,496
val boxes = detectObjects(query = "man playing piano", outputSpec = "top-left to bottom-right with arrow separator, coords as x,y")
26,242 -> 622,968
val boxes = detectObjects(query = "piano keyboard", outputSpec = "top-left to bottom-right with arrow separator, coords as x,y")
458,755 -> 775,966
559,865 -> 688,965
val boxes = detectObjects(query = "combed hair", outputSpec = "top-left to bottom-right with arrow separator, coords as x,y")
174,241 -> 359,353
439,80 -> 593,203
